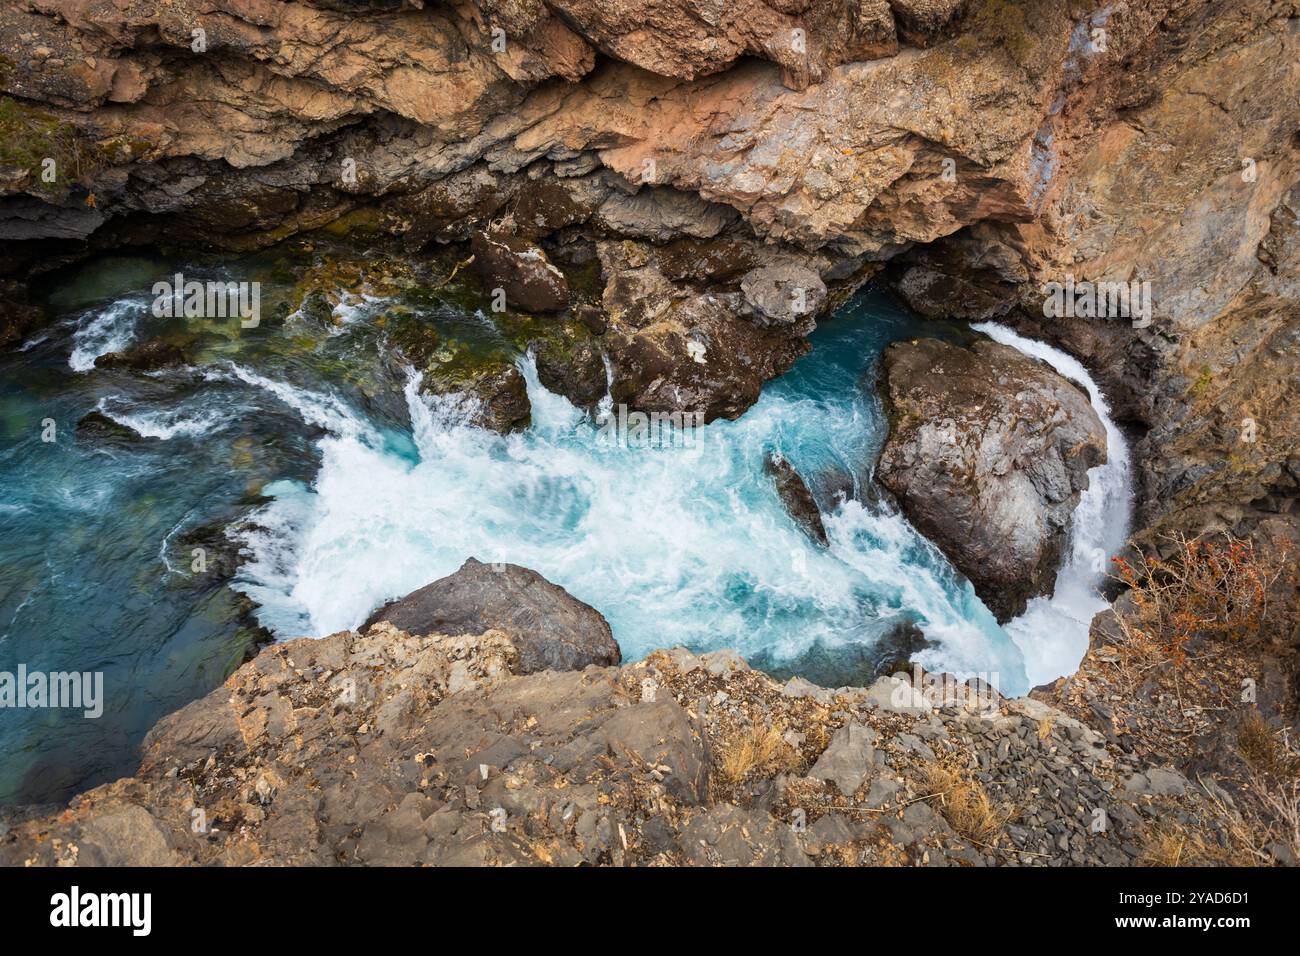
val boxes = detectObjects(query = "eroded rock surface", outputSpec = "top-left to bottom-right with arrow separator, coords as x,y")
0,0 -> 1197,425
876,338 -> 1107,620
0,623 -> 1250,867
470,230 -> 569,313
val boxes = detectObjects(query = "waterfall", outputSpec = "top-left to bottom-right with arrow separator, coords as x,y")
971,321 -> 1135,688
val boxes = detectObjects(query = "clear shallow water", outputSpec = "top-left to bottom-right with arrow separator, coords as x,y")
0,249 -> 1125,804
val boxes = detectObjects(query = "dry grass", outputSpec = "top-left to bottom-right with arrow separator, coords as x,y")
1136,812 -> 1265,868
1235,716 -> 1300,862
718,724 -> 792,784
1137,723 -> 1300,868
921,759 -> 1012,845
1137,826 -> 1225,867
1238,714 -> 1300,779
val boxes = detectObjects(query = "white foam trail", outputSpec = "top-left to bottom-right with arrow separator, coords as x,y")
218,363 -> 380,446
95,397 -> 228,441
972,321 -> 1134,688
68,299 -> 143,371
595,351 -> 615,424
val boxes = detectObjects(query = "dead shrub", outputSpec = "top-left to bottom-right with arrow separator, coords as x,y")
1111,532 -> 1291,667
718,723 -> 792,784
921,758 -> 1013,845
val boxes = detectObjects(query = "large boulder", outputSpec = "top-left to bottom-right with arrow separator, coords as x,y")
740,263 -> 828,327
597,240 -> 818,423
363,558 -> 620,673
876,338 -> 1107,621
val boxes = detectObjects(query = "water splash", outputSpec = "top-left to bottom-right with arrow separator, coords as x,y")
95,397 -> 231,441
68,298 -> 145,371
232,340 -> 1031,693
972,321 -> 1134,688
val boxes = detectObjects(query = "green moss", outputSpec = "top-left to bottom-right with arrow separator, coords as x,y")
314,207 -> 385,239
1190,365 -> 1214,397
0,95 -> 106,193
430,341 -> 517,390
963,0 -> 1036,67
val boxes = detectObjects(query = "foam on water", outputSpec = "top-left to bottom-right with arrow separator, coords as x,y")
1,251 -> 1140,804
232,351 -> 1031,694
96,396 -> 231,441
219,363 -> 383,445
972,321 -> 1134,687
68,298 -> 145,371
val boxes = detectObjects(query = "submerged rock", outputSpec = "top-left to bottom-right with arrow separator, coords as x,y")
876,338 -> 1107,621
363,558 -> 620,674
75,410 -> 141,445
765,450 -> 828,546
95,317 -> 219,372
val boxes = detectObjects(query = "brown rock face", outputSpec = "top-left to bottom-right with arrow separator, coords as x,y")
0,632 -> 1220,868
13,0 -> 1281,434
529,0 -> 901,88
470,230 -> 570,313
363,557 -> 621,673
878,1 -> 1300,578
876,338 -> 1108,621
0,621 -> 693,866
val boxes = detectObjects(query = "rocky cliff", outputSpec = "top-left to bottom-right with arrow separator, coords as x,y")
3,0 -> 1295,512
1,0 -> 1297,865
0,584 -> 1214,866
3,557 -> 1294,866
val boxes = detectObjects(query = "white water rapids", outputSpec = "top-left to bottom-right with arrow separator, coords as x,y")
55,290 -> 1131,696
221,318 -> 1132,695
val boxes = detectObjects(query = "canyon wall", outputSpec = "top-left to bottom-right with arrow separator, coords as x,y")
0,0 -> 1297,864
3,2 -> 1295,538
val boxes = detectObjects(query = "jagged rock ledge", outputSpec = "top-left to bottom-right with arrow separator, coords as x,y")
0,561 -> 1245,868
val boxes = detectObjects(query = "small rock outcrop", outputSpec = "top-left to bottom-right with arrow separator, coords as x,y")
765,451 -> 829,546
423,363 -> 533,434
363,558 -> 621,674
876,338 -> 1107,621
470,231 -> 570,313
